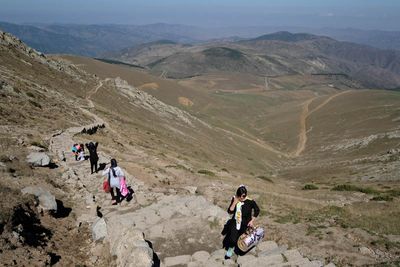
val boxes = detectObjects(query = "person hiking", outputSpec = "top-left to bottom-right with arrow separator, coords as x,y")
224,185 -> 260,259
77,143 -> 85,161
102,158 -> 124,205
71,144 -> 79,161
85,142 -> 99,174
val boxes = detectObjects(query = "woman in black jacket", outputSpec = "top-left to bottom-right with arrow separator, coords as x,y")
225,185 -> 260,259
85,142 -> 99,174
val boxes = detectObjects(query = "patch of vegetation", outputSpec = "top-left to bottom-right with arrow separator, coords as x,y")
306,225 -> 326,239
303,184 -> 319,190
306,206 -> 346,224
332,184 -> 379,195
95,58 -> 145,69
275,211 -> 301,224
165,164 -> 189,171
208,217 -> 220,229
371,239 -> 400,251
203,47 -> 244,60
26,92 -> 35,98
221,168 -> 229,173
371,195 -> 394,202
387,189 -> 400,197
197,169 -> 215,176
257,175 -> 273,183
374,261 -> 400,267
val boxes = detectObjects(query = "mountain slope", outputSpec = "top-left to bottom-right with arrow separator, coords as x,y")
110,32 -> 400,89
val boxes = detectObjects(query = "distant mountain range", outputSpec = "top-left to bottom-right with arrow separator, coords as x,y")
1,21 -> 400,58
107,31 -> 400,89
0,22 -> 198,56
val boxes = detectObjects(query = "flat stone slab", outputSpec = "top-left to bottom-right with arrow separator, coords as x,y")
191,251 -> 210,262
283,249 -> 303,262
164,255 -> 191,266
92,218 -> 107,241
26,152 -> 50,167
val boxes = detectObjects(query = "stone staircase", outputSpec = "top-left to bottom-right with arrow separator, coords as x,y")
163,241 -> 335,267
48,107 -> 335,267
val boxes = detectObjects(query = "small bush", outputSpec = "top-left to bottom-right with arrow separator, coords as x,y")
387,189 -> 400,197
303,184 -> 319,190
332,184 -> 379,195
197,170 -> 215,176
221,168 -> 229,173
26,92 -> 35,98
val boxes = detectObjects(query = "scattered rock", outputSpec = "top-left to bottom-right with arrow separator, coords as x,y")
92,218 -> 107,241
109,227 -> 153,267
28,145 -> 45,152
283,249 -> 303,262
183,186 -> 197,195
26,152 -> 50,167
237,254 -> 256,266
164,255 -> 191,266
21,186 -> 57,212
191,251 -> 210,262
359,246 -> 375,256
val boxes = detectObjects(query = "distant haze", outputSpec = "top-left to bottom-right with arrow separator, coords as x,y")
1,0 -> 400,30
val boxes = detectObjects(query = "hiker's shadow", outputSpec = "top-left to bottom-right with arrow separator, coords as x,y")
145,240 -> 160,267
98,163 -> 107,171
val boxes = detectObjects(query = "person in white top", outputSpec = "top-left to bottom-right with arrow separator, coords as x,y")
102,158 -> 124,205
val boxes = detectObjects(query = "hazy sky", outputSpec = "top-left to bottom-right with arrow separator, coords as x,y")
1,0 -> 400,30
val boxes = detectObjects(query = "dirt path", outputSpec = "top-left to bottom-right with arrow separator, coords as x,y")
292,98 -> 315,157
85,78 -> 112,108
292,90 -> 352,157
215,126 -> 288,158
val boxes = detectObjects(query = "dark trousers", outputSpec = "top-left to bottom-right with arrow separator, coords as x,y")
110,187 -> 121,202
227,221 -> 246,248
90,159 -> 98,174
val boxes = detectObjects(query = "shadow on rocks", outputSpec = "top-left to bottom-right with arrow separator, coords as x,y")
98,163 -> 107,172
50,200 -> 72,218
145,240 -> 160,267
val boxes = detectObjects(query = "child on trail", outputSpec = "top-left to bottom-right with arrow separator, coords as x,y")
102,158 -> 125,205
224,185 -> 260,259
71,144 -> 79,161
77,143 -> 85,161
85,142 -> 99,174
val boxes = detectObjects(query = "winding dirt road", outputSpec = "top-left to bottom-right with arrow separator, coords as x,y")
292,90 -> 353,157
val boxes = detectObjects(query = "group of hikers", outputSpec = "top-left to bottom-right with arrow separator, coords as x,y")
72,142 -> 99,174
71,142 -> 132,205
71,143 -> 262,258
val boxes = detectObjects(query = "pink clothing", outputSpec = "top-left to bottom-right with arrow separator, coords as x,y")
120,177 -> 129,197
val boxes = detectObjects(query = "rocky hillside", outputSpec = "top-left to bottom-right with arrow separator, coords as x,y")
108,32 -> 400,89
2,30 -> 400,266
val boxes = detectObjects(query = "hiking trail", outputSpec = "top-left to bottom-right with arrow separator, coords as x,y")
47,78 -> 335,267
